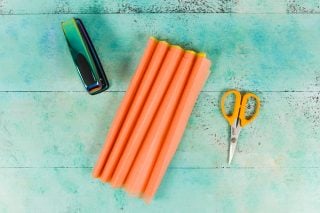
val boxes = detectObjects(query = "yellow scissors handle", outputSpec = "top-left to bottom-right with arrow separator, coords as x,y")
239,92 -> 260,127
220,90 -> 242,126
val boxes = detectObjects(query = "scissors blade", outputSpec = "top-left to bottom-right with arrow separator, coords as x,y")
228,137 -> 237,164
228,121 -> 241,165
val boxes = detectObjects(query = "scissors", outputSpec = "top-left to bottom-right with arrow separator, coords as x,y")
221,90 -> 260,164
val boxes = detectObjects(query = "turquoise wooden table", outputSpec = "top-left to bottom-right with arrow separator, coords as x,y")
1,0 -> 320,212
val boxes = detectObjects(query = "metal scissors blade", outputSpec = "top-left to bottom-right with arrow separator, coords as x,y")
228,119 -> 242,164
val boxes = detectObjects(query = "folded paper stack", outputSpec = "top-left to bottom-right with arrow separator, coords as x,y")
93,37 -> 211,202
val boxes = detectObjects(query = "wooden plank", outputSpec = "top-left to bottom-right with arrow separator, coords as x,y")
0,0 -> 231,14
1,91 -> 319,168
0,167 -> 319,212
3,0 -> 320,14
1,14 -> 320,92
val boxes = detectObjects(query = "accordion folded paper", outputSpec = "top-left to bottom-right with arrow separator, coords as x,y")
93,37 -> 211,202
125,50 -> 196,196
92,37 -> 158,178
100,40 -> 169,182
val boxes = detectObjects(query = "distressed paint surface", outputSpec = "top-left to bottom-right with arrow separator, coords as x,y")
2,0 -> 320,15
1,14 -> 320,92
0,0 -> 320,212
1,0 -> 320,14
287,0 -> 320,13
0,0 -> 233,14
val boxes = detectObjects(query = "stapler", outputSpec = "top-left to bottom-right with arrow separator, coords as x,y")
62,18 -> 109,95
